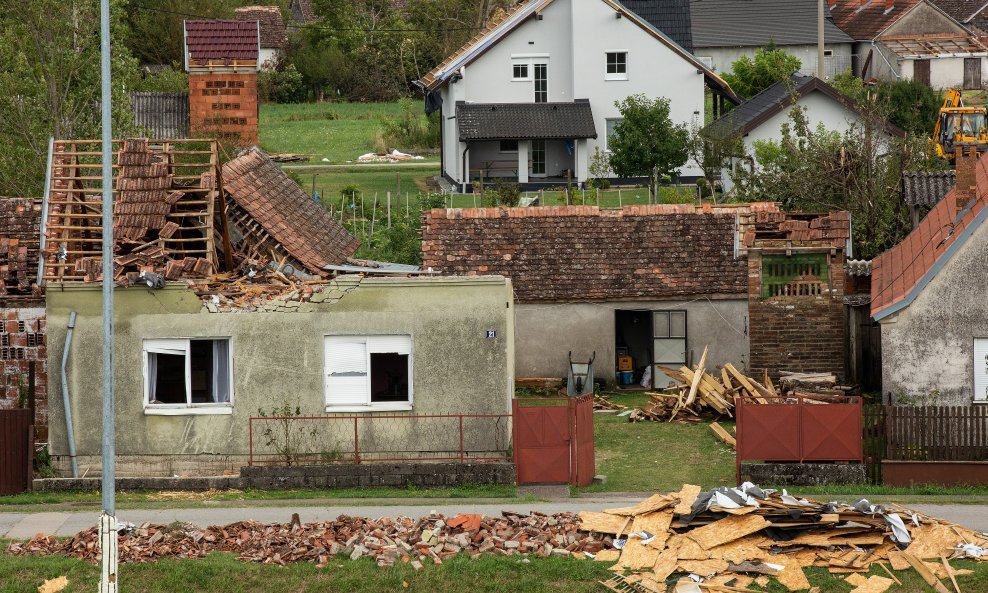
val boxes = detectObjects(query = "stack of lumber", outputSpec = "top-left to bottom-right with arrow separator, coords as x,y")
581,485 -> 987,593
595,395 -> 626,412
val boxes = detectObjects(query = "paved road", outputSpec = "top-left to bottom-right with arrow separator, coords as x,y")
2,498 -> 986,540
281,162 -> 439,170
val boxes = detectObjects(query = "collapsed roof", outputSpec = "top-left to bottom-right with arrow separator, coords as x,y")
0,198 -> 43,303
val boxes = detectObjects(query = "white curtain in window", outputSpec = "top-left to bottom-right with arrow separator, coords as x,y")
147,353 -> 159,402
143,339 -> 189,405
211,339 -> 231,403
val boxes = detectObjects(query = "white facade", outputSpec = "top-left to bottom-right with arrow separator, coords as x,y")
437,0 -> 714,189
258,48 -> 281,71
899,55 -> 988,89
696,43 -> 855,80
722,91 -> 870,193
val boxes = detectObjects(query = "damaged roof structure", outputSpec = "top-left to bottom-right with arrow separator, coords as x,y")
41,139 -> 359,303
0,198 -> 43,304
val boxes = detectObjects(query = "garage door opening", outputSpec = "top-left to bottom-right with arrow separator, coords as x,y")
615,309 -> 688,390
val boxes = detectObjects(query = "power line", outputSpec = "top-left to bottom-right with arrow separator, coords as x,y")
129,3 -> 486,33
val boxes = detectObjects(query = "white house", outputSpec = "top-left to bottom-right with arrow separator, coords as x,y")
415,0 -> 738,192
703,74 -> 904,192
234,6 -> 288,70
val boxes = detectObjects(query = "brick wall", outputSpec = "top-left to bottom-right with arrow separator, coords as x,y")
0,307 -> 48,441
747,251 -> 847,381
188,73 -> 258,145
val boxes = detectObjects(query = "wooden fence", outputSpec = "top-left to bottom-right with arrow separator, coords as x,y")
863,405 -> 988,484
0,409 -> 33,495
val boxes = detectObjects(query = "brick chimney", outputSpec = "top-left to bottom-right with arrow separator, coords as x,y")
954,146 -> 978,212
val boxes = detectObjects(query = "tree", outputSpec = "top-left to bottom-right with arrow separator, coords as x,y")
608,95 -> 689,203
124,0 -> 249,66
289,30 -> 346,101
830,70 -> 942,137
722,44 -> 802,101
687,119 -> 742,202
732,96 -> 947,258
0,0 -> 139,197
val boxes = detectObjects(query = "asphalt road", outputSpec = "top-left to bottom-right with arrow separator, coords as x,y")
2,498 -> 986,540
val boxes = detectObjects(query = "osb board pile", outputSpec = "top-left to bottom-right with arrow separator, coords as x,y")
6,511 -> 605,568
583,484 -> 987,593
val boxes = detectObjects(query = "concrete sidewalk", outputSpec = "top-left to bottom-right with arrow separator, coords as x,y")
2,498 -> 986,540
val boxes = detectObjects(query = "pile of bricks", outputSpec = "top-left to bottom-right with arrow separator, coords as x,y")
0,198 -> 42,298
6,510 -> 603,568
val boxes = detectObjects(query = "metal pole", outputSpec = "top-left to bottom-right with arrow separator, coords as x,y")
818,0 -> 825,79
37,137 -> 54,287
60,312 -> 79,478
99,0 -> 118,590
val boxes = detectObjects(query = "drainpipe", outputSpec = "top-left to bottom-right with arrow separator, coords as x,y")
60,311 -> 79,478
461,144 -> 470,194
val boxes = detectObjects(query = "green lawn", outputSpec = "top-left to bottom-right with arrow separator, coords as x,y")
577,391 -> 736,493
259,102 -> 438,163
3,549 -> 986,593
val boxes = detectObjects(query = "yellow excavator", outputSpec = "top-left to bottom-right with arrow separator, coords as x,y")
934,89 -> 988,163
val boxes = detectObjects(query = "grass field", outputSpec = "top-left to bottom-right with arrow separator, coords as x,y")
3,548 -> 986,593
259,102 -> 438,163
578,391 -> 736,493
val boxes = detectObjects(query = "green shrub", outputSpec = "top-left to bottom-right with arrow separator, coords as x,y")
131,68 -> 188,93
380,98 -> 440,149
258,64 -> 306,104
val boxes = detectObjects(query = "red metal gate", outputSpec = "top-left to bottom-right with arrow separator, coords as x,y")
512,394 -> 595,486
0,409 -> 33,495
735,395 -> 862,485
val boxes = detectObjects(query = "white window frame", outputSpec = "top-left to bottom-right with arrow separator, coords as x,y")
605,50 -> 629,81
604,117 -> 623,153
324,335 -> 414,412
975,337 -> 988,403
142,337 -> 234,416
511,63 -> 531,81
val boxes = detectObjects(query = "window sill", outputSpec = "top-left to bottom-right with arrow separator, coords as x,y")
144,406 -> 233,416
325,403 -> 413,413
604,74 -> 629,81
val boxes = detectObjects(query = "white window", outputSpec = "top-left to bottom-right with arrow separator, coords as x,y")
605,118 -> 622,152
975,338 -> 988,402
512,64 -> 530,80
499,140 -> 519,153
325,335 -> 413,412
143,338 -> 232,415
605,51 -> 628,80
653,311 -> 687,365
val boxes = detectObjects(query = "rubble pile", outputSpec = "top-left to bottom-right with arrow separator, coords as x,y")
587,485 -> 987,593
6,511 -> 602,568
191,261 -> 361,312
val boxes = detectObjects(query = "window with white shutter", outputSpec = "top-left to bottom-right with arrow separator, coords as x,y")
325,335 -> 413,411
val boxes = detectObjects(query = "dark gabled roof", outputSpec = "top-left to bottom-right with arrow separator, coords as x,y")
621,0 -> 694,52
928,0 -> 988,23
688,0 -> 853,48
222,149 -> 359,274
702,74 -> 905,139
456,102 -> 597,140
235,6 -> 288,49
902,170 -> 957,207
184,20 -> 259,63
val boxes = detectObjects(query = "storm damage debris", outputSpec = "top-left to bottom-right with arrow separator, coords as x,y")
586,485 -> 987,593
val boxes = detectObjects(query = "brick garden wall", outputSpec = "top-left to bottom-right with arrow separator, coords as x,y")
747,251 -> 847,382
188,73 -> 258,145
0,307 -> 48,441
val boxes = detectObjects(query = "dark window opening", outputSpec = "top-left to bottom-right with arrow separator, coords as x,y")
150,352 -> 186,404
606,52 -> 627,75
190,340 -> 214,404
500,140 -> 519,153
370,352 -> 409,402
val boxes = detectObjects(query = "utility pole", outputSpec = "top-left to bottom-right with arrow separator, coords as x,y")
98,0 -> 118,590
818,0 -> 825,79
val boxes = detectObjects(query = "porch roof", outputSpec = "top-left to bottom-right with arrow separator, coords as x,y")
456,102 -> 597,141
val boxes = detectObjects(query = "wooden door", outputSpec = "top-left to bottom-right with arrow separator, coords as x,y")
914,59 -> 931,86
965,58 -> 982,90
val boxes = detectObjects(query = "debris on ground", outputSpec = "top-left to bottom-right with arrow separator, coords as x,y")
355,150 -> 425,163
37,576 -> 69,593
594,395 -> 626,412
708,422 -> 735,449
268,153 -> 312,163
587,484 -> 987,593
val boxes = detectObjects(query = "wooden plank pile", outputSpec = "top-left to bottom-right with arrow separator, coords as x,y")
583,485 -> 987,593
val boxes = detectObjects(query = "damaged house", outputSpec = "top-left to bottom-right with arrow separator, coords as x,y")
421,203 -> 851,387
43,140 -> 514,478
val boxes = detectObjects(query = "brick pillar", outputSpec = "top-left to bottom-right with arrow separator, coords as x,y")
955,146 -> 978,212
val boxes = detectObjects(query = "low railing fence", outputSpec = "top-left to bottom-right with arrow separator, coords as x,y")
248,413 -> 511,466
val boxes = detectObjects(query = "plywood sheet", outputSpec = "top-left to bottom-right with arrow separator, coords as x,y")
671,535 -> 711,560
709,538 -> 767,564
887,551 -> 910,571
678,558 -> 729,576
849,576 -> 894,593
594,549 -> 621,562
620,538 -> 661,570
578,511 -> 629,534
673,484 -> 703,515
906,523 -> 963,560
653,549 -> 680,582
632,511 -> 674,550
844,574 -> 869,587
776,556 -> 812,591
687,514 -> 770,550
605,493 -> 675,516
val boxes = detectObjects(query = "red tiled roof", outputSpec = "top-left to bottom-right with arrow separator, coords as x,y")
235,6 -> 288,49
871,156 -> 988,319
830,0 -> 921,40
421,204 -> 780,303
222,149 -> 359,274
184,20 -> 259,63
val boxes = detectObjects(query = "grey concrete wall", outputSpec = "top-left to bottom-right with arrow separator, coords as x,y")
45,276 -> 514,476
695,44 -> 853,79
883,4 -> 966,37
880,214 -> 988,405
513,299 -> 749,382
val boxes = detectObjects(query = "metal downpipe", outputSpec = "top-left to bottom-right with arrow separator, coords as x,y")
60,311 -> 79,478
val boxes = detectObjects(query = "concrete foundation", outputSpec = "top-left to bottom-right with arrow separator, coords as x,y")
741,462 -> 867,486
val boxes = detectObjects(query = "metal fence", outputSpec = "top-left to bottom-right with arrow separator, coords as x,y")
248,413 -> 511,465
130,92 -> 190,139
